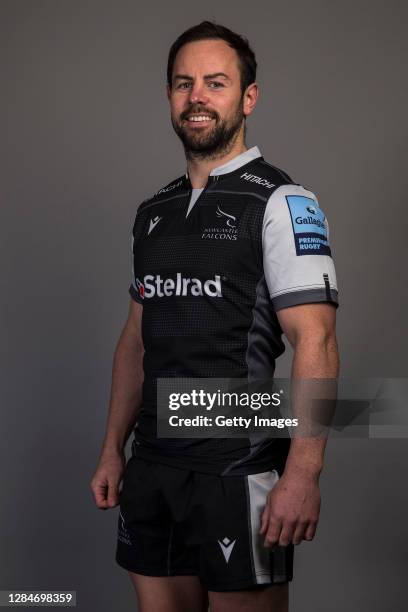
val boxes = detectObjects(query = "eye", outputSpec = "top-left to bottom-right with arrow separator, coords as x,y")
208,81 -> 224,88
176,82 -> 192,90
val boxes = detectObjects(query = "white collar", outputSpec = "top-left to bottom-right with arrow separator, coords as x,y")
210,146 -> 262,176
185,146 -> 262,180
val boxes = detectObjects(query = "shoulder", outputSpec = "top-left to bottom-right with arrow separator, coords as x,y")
264,183 -> 320,214
137,174 -> 186,213
253,157 -> 295,186
262,183 -> 326,236
232,156 -> 298,202
248,157 -> 320,204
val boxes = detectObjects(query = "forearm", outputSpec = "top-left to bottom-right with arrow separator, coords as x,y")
100,328 -> 144,456
284,331 -> 339,478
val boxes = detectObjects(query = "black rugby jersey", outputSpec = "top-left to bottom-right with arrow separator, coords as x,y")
128,147 -> 339,475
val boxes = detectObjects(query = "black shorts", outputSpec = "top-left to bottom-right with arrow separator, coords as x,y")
115,456 -> 294,592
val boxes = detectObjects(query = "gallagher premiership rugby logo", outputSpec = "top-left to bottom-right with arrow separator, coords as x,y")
202,205 -> 238,240
286,195 -> 332,256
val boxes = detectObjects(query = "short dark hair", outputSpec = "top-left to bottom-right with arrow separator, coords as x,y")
167,21 -> 257,94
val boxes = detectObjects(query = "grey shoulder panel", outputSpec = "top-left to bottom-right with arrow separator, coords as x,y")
262,184 -> 339,311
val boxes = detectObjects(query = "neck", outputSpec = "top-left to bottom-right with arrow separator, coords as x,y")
186,133 -> 247,189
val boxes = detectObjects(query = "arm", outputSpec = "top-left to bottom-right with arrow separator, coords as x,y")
90,298 -> 144,509
260,302 -> 339,546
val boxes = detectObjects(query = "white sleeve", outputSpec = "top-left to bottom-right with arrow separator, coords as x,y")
262,184 -> 339,311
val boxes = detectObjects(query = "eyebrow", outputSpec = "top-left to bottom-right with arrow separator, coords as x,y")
173,72 -> 231,82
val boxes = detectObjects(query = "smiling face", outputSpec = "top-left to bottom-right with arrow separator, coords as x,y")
167,39 -> 257,159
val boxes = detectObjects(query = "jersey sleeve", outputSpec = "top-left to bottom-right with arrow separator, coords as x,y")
262,184 -> 339,311
128,206 -> 146,304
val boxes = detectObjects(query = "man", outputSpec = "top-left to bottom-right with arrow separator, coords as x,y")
91,21 -> 339,612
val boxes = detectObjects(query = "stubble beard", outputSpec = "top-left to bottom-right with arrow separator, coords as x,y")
171,100 -> 246,161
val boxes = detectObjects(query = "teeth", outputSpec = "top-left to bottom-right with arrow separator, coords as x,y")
188,115 -> 212,122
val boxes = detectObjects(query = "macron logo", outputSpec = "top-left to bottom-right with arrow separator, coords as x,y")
148,216 -> 162,235
218,537 -> 236,563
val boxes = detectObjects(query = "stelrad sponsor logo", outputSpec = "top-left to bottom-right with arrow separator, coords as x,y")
135,273 -> 223,298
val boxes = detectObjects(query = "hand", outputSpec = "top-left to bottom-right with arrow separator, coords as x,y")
90,450 -> 126,510
259,470 -> 321,546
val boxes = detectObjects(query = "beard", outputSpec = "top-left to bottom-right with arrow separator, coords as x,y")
171,100 -> 245,160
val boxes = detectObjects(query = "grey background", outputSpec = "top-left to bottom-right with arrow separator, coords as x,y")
1,0 -> 407,610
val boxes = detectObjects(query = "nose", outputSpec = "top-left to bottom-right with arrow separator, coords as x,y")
188,81 -> 209,105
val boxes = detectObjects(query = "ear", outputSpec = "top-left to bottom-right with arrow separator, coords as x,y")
243,82 -> 259,118
166,84 -> 171,101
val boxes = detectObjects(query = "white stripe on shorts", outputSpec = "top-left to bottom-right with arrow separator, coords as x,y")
246,470 -> 280,584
